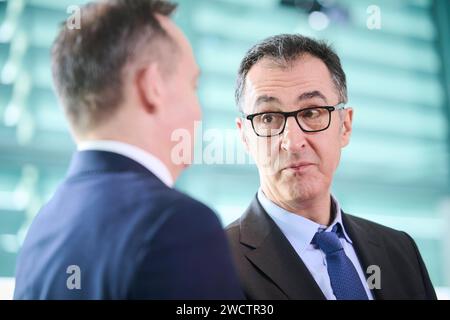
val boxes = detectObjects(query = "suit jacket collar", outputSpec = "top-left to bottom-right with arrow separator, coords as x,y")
239,195 -> 392,300
240,196 -> 326,300
67,150 -> 160,181
77,140 -> 174,187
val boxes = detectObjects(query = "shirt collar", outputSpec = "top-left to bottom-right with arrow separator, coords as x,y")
321,194 -> 352,244
77,140 -> 174,188
257,188 -> 352,254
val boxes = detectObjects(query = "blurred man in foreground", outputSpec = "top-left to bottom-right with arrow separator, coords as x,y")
14,0 -> 243,300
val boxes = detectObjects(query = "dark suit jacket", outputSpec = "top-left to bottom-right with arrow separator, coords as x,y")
226,196 -> 437,300
14,150 -> 244,299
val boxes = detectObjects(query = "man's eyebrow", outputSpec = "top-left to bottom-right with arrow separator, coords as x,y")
297,91 -> 328,103
254,95 -> 281,107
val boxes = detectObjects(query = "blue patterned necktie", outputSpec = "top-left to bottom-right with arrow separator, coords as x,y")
312,225 -> 369,300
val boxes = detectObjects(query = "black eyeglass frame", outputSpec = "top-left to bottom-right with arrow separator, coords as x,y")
242,102 -> 346,137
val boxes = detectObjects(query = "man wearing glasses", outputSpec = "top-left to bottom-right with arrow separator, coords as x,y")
226,34 -> 437,300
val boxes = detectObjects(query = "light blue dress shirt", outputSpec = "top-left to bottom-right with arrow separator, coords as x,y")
257,189 -> 374,300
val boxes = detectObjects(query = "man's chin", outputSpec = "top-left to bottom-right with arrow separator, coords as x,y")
281,178 -> 322,200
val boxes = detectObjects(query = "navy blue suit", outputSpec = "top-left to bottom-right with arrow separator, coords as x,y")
14,151 -> 244,299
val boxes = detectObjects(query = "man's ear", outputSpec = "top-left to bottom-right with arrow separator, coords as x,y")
135,62 -> 165,114
236,117 -> 250,153
340,107 -> 353,148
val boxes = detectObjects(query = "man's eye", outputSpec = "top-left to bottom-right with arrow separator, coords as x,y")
261,114 -> 274,123
303,109 -> 320,118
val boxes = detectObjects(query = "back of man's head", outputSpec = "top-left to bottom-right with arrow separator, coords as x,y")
51,0 -> 177,136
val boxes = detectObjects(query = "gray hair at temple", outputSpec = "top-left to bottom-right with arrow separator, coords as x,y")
235,34 -> 348,111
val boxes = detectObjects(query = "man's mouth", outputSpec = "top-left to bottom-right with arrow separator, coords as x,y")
283,162 -> 315,173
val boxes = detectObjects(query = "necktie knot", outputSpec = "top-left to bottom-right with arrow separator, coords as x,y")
312,228 -> 343,254
311,223 -> 369,300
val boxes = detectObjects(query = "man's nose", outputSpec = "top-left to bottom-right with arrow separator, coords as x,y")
280,116 -> 307,152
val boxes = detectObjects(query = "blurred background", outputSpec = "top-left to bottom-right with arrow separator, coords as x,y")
0,0 -> 449,299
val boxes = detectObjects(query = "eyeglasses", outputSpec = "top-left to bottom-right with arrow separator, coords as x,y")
243,102 -> 345,137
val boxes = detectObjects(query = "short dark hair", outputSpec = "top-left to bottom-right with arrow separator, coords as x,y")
235,34 -> 348,110
51,0 -> 177,134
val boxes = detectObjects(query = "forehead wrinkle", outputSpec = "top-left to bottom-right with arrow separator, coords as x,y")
247,56 -> 334,90
249,70 -> 329,90
251,79 -> 328,100
244,60 -> 338,112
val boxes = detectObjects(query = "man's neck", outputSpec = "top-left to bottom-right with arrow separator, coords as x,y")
261,186 -> 332,226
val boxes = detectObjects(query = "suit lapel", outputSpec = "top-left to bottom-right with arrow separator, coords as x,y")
240,198 -> 402,300
240,196 -> 325,300
341,212 -> 394,300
